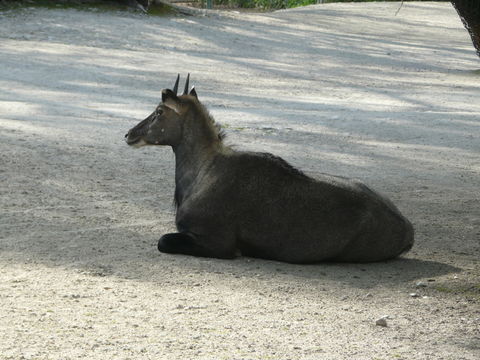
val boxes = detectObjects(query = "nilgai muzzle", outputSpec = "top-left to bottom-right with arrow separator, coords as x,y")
125,75 -> 414,263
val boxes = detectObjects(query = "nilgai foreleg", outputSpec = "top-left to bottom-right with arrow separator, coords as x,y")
158,232 -> 236,259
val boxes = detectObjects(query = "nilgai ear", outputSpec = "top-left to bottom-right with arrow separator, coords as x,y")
162,89 -> 181,113
162,88 -> 178,103
189,87 -> 198,99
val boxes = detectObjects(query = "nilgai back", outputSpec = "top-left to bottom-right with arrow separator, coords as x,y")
125,75 -> 414,263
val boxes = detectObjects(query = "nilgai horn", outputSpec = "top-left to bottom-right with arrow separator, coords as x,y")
125,74 -> 414,263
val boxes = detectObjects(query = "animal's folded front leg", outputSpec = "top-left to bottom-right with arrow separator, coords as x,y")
158,232 -> 236,260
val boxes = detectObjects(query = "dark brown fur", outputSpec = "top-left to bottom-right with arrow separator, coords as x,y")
125,76 -> 414,263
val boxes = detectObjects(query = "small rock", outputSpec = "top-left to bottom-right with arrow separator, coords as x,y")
409,293 -> 420,298
376,316 -> 389,327
416,281 -> 427,288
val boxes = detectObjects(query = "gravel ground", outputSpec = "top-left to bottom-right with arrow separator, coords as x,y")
0,2 -> 479,359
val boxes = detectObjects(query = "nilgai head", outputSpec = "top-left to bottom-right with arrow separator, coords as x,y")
124,74 -> 198,148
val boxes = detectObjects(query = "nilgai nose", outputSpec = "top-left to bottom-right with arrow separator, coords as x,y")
125,74 -> 414,263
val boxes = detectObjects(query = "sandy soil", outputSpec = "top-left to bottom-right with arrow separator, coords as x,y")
0,2 -> 479,359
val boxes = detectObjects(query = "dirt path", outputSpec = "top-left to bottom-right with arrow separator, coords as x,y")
0,2 -> 479,359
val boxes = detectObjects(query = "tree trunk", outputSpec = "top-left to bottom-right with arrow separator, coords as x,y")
451,1 -> 480,57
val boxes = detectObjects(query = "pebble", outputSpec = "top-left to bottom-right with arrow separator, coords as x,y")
409,293 -> 420,298
416,281 -> 427,288
376,316 -> 389,327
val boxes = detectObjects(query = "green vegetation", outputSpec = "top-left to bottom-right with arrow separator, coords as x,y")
0,0 -> 173,15
434,283 -> 480,300
215,0 -> 449,10
0,0 -> 126,11
0,0 -> 451,12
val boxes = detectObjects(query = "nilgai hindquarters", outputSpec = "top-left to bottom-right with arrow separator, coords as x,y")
125,75 -> 414,263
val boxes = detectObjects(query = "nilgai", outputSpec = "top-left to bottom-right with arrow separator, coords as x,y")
125,75 -> 414,263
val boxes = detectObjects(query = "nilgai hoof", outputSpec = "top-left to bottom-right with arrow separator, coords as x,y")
158,233 -> 193,254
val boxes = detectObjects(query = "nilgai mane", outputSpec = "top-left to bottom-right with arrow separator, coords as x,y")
125,75 -> 414,263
